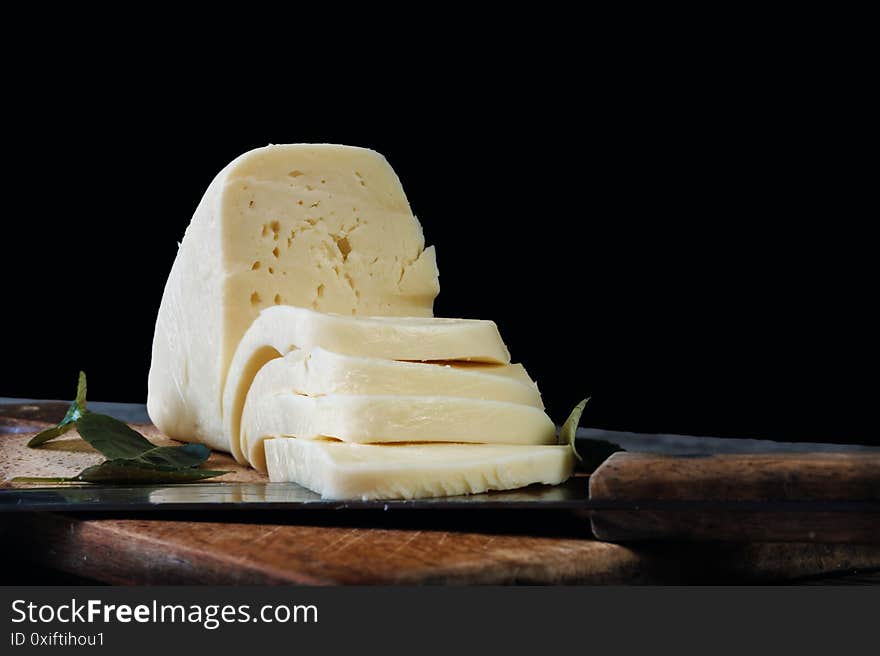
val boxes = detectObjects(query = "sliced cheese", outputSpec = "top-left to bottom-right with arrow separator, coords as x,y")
431,361 -> 536,385
242,394 -> 557,472
148,144 -> 440,451
222,306 -> 511,461
251,348 -> 543,407
264,439 -> 575,500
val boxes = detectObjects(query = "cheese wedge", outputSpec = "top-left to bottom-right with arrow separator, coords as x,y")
148,145 -> 440,451
264,439 -> 575,499
222,306 -> 511,461
241,394 -> 557,472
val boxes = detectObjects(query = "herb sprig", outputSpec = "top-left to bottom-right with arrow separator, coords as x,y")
558,397 -> 625,472
13,372 -> 229,484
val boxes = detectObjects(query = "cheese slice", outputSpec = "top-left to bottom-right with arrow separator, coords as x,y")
429,360 -> 536,385
238,348 -> 544,462
241,394 -> 557,472
264,439 -> 575,500
148,144 -> 440,451
222,305 -> 511,461
251,348 -> 543,407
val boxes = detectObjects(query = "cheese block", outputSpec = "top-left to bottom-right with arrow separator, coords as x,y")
264,439 -> 575,499
222,306 -> 511,461
148,145 -> 440,451
250,348 -> 543,407
241,394 -> 557,472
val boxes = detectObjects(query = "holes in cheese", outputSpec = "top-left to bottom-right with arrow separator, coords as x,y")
148,145 -> 440,451
263,439 -> 575,500
221,305 -> 513,462
241,393 -> 557,473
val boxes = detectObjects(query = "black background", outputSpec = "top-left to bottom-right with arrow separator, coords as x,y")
2,32 -> 873,446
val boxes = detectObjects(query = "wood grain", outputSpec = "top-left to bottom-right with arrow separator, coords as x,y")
3,404 -> 880,584
590,452 -> 880,501
4,511 -> 880,585
589,452 -> 880,542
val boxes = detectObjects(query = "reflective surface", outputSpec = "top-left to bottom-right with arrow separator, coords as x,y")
0,478 -> 590,512
2,480 -> 878,514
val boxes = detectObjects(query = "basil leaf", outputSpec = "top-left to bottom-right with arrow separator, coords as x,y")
75,370 -> 87,412
558,397 -> 626,472
137,443 -> 211,468
21,373 -> 227,485
13,461 -> 229,485
26,371 -> 88,447
75,460 -> 229,484
25,422 -> 77,448
74,412 -> 156,459
558,397 -> 590,462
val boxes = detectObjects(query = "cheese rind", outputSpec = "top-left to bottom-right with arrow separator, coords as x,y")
148,145 -> 440,451
242,394 -> 557,472
222,306 -> 511,461
264,439 -> 575,500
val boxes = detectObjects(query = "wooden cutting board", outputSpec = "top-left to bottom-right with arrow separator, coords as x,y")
2,402 -> 879,584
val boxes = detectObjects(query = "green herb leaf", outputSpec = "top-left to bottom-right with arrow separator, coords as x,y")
75,370 -> 87,412
74,460 -> 229,484
137,443 -> 211,468
26,371 -> 88,447
558,397 -> 626,473
559,397 -> 590,462
25,422 -> 77,448
21,372 -> 227,486
75,412 -> 156,459
12,460 -> 229,485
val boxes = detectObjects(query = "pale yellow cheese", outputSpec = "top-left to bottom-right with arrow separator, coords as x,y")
222,306 -> 511,461
148,145 -> 440,451
237,347 -> 544,468
432,361 -> 536,385
241,393 -> 557,472
251,348 -> 543,407
264,439 -> 575,500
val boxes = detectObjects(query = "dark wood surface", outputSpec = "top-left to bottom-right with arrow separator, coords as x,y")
5,511 -> 880,585
590,452 -> 880,542
591,452 -> 880,501
2,402 -> 879,584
